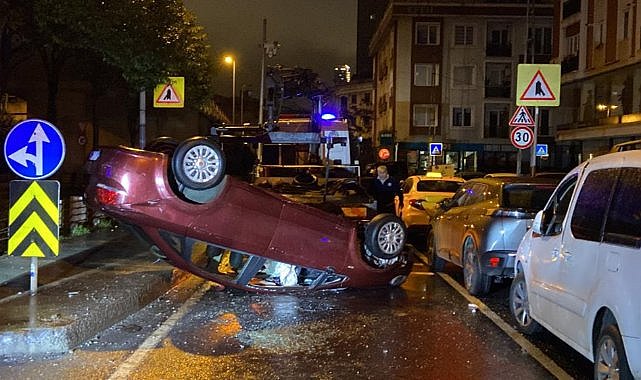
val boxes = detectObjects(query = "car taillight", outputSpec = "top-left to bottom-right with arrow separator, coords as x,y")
409,199 -> 425,210
489,257 -> 501,267
96,187 -> 119,205
489,209 -> 531,219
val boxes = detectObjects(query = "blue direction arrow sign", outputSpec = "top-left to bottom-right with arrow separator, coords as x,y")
429,143 -> 443,156
3,119 -> 66,180
535,144 -> 549,157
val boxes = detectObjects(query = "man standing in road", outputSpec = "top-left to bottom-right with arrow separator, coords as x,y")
370,165 -> 403,214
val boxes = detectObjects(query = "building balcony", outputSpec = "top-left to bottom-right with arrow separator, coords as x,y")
561,55 -> 579,74
486,43 -> 512,57
484,85 -> 511,98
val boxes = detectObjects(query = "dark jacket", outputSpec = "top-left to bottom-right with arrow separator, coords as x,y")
369,176 -> 403,213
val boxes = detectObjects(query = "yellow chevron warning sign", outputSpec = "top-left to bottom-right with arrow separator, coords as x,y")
8,180 -> 60,257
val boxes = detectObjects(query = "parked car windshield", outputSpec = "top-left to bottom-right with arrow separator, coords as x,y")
417,180 -> 462,193
502,184 -> 556,211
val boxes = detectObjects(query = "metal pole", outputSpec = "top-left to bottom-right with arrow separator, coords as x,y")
517,0 -> 531,176
530,106 -> 540,176
232,60 -> 236,124
257,18 -> 267,169
30,257 -> 38,295
259,18 -> 266,127
138,90 -> 146,148
240,85 -> 245,125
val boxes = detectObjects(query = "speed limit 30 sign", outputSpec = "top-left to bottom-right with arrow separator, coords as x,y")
510,126 -> 534,149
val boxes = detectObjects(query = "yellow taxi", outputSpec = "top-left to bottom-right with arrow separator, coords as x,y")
395,172 -> 464,232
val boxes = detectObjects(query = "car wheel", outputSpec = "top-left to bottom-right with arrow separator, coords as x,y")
427,229 -> 445,272
365,214 -> 407,260
172,137 -> 226,190
462,237 -> 491,295
509,271 -> 541,335
595,323 -> 633,380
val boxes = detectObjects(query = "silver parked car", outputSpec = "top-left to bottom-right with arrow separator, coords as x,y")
426,176 -> 558,295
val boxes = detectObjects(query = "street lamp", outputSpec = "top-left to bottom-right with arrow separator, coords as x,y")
224,55 -> 236,124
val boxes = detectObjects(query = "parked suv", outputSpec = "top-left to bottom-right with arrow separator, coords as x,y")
510,150 -> 641,379
427,176 -> 557,295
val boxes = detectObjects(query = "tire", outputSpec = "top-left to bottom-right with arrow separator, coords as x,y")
594,323 -> 633,380
427,229 -> 445,272
462,236 -> 491,295
365,214 -> 407,259
172,137 -> 226,190
509,271 -> 542,335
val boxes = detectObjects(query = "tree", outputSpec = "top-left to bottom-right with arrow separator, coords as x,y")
4,0 -> 215,126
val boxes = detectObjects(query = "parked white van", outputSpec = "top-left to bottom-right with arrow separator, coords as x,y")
510,150 -> 641,379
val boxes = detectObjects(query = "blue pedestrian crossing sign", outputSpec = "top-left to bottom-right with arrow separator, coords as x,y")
4,119 -> 66,180
535,144 -> 549,157
429,143 -> 443,156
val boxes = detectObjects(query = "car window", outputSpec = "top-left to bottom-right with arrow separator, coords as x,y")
502,183 -> 556,211
417,180 -> 462,193
540,174 -> 577,235
571,168 -> 617,242
450,185 -> 471,207
462,183 -> 488,206
603,168 -> 641,248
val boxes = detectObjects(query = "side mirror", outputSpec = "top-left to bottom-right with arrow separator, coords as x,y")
438,198 -> 453,211
531,210 -> 544,235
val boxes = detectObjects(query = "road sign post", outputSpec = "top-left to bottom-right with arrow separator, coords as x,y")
4,119 -> 65,295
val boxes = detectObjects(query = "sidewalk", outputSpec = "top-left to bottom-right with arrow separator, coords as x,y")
0,227 -> 184,357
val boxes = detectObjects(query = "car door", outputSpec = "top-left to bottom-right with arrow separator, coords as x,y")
449,182 -> 488,265
433,184 -> 470,261
527,174 -> 578,324
542,168 -> 616,348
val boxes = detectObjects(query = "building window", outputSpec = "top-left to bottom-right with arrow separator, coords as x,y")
364,92 -> 371,104
351,94 -> 357,104
623,11 -> 630,40
414,63 -> 440,86
455,25 -> 474,45
530,27 -> 552,55
452,107 -> 472,127
452,66 -> 474,87
416,22 -> 440,45
413,104 -> 438,127
484,105 -> 509,138
565,34 -> 579,57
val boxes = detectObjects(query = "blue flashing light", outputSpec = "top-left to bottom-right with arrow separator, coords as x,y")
321,113 -> 337,120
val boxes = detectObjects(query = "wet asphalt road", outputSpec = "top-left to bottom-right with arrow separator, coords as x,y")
0,245 -> 595,379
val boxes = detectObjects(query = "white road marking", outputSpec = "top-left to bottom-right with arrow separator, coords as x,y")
108,281 -> 212,380
438,273 -> 573,380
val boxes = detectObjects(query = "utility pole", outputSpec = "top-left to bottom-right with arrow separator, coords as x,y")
259,19 -> 267,127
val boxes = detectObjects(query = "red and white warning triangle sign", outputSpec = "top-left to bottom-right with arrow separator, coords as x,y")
509,106 -> 534,127
155,83 -> 182,104
519,70 -> 556,101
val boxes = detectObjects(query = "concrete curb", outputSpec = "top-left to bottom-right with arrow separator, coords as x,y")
0,229 -> 176,357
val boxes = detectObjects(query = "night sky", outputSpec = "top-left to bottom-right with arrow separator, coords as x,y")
184,0 -> 358,98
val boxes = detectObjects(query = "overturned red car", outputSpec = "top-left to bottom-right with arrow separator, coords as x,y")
84,137 -> 411,292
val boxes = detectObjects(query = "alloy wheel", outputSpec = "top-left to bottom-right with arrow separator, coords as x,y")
596,335 -> 620,380
182,144 -> 222,184
377,221 -> 405,255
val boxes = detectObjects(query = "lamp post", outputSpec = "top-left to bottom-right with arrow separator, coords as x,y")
224,55 -> 236,124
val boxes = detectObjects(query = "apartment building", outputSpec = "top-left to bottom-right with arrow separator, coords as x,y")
554,0 -> 641,159
369,1 -> 555,174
